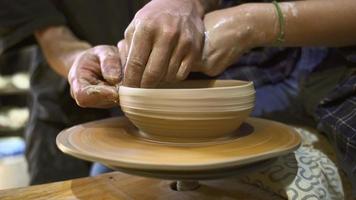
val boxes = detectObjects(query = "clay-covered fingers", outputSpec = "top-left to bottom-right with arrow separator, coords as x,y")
165,21 -> 203,82
70,78 -> 119,108
180,27 -> 203,80
141,27 -> 179,87
95,46 -> 122,85
123,23 -> 153,88
165,34 -> 193,82
177,52 -> 198,81
68,45 -> 122,108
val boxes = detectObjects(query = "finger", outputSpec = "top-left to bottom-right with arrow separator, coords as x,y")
176,53 -> 196,81
117,40 -> 129,71
204,51 -> 243,77
69,52 -> 102,78
190,27 -> 204,72
95,46 -> 122,85
141,22 -> 178,87
175,26 -> 203,80
124,21 -> 135,48
164,35 -> 190,82
176,30 -> 200,81
124,24 -> 153,87
201,51 -> 219,76
141,32 -> 177,88
71,78 -> 119,108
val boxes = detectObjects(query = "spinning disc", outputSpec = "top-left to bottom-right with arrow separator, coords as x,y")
57,117 -> 300,173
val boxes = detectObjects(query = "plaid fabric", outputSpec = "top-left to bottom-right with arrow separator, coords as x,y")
316,74 -> 356,194
219,47 -> 329,87
219,48 -> 299,87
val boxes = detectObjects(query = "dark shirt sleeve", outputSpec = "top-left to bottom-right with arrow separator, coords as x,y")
0,0 -> 66,53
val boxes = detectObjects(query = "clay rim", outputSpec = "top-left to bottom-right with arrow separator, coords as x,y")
119,80 -> 254,93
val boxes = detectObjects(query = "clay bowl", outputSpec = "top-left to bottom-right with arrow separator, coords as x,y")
119,80 -> 255,142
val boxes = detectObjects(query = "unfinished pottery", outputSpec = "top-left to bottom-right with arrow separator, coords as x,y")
119,80 -> 255,141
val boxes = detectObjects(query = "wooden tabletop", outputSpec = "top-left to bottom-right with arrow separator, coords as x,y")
0,172 -> 281,200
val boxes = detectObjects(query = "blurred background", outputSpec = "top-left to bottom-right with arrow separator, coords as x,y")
0,46 -> 32,189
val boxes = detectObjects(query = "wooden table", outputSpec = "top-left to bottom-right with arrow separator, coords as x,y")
0,172 -> 281,200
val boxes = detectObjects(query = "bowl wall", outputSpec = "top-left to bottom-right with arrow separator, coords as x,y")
125,108 -> 252,140
119,80 -> 255,141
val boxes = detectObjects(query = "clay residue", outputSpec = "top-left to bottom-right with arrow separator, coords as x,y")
212,16 -> 235,30
83,85 -> 104,95
282,2 -> 298,17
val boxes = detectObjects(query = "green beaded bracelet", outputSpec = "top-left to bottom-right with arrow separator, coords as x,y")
272,0 -> 285,46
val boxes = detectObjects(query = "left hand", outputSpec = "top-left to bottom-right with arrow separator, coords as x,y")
68,44 -> 125,108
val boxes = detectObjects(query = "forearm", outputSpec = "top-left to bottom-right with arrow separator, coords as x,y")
282,0 -> 356,46
240,0 -> 356,47
34,26 -> 91,78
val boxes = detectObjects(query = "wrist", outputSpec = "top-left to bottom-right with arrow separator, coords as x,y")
238,3 -> 280,47
62,44 -> 90,72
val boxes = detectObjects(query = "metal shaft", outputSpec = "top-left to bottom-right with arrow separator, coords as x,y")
175,180 -> 200,191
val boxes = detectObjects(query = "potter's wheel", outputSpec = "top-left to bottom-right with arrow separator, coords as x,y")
57,117 -> 300,181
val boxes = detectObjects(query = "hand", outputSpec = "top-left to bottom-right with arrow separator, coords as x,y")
199,5 -> 272,76
123,0 -> 205,88
68,45 -> 124,108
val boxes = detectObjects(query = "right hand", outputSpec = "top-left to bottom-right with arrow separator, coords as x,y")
123,0 -> 205,88
68,44 -> 127,108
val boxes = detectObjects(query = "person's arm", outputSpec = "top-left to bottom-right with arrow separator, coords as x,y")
199,0 -> 356,76
249,0 -> 356,47
35,26 -> 125,108
0,0 -> 124,109
34,26 -> 91,77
